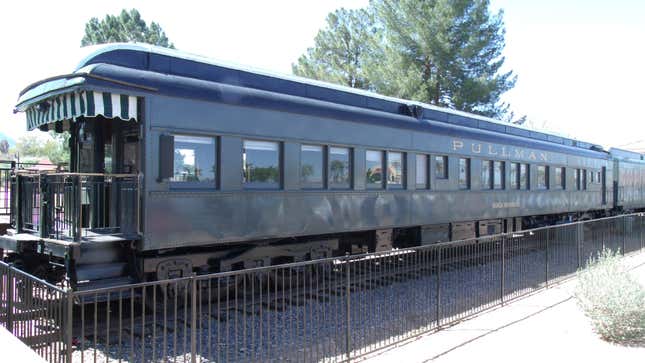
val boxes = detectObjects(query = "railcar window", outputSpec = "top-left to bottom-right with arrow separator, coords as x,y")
590,170 -> 594,183
415,154 -> 428,189
243,140 -> 281,189
435,155 -> 448,179
510,162 -> 518,189
366,150 -> 384,188
301,144 -> 324,189
575,169 -> 581,190
329,147 -> 351,189
582,169 -> 587,190
597,171 -> 601,184
520,164 -> 529,190
537,165 -> 549,189
387,151 -> 404,187
494,161 -> 505,189
459,158 -> 470,189
482,160 -> 493,189
170,135 -> 216,186
554,167 -> 565,189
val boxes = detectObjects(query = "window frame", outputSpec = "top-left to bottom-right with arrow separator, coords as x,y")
459,157 -> 470,190
582,169 -> 587,190
169,133 -> 218,190
520,163 -> 529,190
366,149 -> 385,189
328,146 -> 352,190
242,139 -> 282,190
510,162 -> 519,190
435,155 -> 448,179
553,166 -> 565,189
386,151 -> 405,189
300,144 -> 325,190
415,154 -> 429,189
482,160 -> 493,190
494,160 -> 505,190
537,165 -> 549,190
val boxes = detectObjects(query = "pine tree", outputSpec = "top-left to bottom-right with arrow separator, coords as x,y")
294,0 -> 517,119
81,9 -> 174,49
292,8 -> 375,89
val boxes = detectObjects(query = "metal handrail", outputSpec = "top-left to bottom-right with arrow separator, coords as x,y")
12,171 -> 141,240
14,171 -> 139,178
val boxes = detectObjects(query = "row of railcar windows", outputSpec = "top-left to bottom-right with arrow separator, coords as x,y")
169,134 -> 602,191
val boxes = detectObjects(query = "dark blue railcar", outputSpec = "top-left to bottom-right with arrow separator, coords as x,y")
2,44 -> 643,289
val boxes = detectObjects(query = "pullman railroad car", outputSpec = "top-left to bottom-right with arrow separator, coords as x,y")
2,44 -> 645,291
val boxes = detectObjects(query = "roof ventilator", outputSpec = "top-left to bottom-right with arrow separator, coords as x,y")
399,104 -> 424,120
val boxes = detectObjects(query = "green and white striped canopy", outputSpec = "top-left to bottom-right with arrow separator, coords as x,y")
25,90 -> 138,131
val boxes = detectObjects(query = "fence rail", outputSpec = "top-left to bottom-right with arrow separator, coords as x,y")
1,213 -> 644,362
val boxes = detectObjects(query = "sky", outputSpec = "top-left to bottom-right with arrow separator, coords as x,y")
1,0 -> 644,150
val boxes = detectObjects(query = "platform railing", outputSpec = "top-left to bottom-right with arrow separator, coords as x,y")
0,160 -> 65,217
13,172 -> 140,241
0,213 -> 644,363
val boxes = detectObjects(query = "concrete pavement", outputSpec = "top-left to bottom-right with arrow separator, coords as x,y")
0,325 -> 47,362
361,251 -> 645,363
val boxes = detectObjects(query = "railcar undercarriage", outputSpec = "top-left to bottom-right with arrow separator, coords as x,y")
0,206 -> 621,293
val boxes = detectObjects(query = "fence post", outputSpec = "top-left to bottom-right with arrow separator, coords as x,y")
73,176 -> 82,242
39,174 -> 47,238
545,229 -> 549,288
577,222 -> 583,268
191,277 -> 197,363
622,216 -> 626,254
66,291 -> 74,363
6,271 -> 13,333
500,236 -> 505,305
602,220 -> 606,252
641,214 -> 644,251
435,246 -> 441,326
14,174 -> 21,234
345,256 -> 351,362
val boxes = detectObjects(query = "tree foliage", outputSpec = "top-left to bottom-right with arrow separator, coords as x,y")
293,8 -> 376,89
81,9 -> 174,48
293,0 -> 517,119
10,132 -> 70,165
0,140 -> 9,155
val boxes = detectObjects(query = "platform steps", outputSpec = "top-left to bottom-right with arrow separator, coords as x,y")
73,240 -> 136,300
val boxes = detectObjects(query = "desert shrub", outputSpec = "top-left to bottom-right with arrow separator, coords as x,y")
575,248 -> 645,344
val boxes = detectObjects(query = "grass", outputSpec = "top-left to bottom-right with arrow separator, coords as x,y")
574,248 -> 645,345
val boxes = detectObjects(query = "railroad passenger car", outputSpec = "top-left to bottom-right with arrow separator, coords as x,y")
2,44 -> 644,290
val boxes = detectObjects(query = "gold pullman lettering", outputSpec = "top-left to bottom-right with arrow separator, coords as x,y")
452,139 -> 548,162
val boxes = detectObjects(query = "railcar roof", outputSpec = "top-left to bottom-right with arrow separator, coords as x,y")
18,43 -> 606,153
609,148 -> 645,162
70,43 -> 610,153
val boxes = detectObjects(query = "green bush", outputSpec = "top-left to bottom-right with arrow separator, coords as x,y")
575,248 -> 645,344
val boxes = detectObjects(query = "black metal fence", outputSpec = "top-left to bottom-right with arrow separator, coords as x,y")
0,261 -> 70,362
1,213 -> 644,362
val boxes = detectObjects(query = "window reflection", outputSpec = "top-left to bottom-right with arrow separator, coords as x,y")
243,140 -> 280,188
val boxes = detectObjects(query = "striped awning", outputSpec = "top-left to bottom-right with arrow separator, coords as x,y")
25,90 -> 138,131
